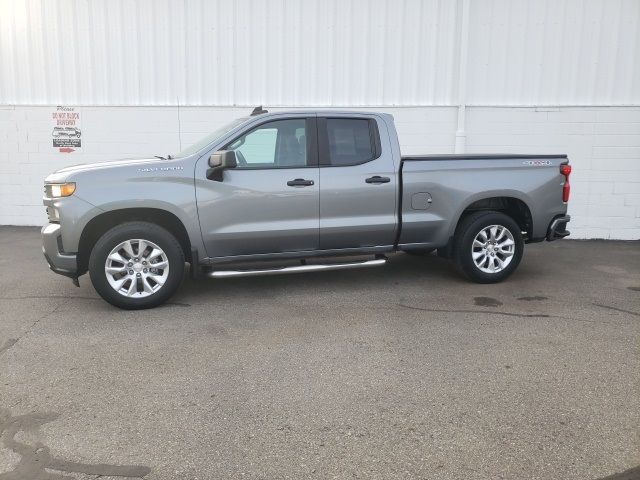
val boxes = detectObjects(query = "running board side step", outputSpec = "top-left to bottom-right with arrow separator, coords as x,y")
208,257 -> 387,278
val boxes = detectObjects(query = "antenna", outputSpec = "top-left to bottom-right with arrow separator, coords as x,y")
251,106 -> 268,116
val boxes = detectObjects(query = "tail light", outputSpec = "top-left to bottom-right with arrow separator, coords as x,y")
560,164 -> 571,203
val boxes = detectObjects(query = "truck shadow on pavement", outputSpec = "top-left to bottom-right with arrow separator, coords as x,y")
0,408 -> 150,479
596,465 -> 640,480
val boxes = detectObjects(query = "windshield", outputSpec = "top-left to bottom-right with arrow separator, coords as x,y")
172,117 -> 248,158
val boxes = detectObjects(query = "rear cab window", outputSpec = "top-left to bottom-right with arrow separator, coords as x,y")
320,118 -> 381,166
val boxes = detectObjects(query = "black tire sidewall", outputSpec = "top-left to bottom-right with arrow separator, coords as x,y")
454,211 -> 524,283
89,222 -> 185,309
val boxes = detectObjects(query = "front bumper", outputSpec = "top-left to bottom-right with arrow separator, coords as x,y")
546,215 -> 571,241
42,223 -> 78,277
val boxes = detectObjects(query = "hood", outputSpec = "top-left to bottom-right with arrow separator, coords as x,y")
44,157 -> 172,183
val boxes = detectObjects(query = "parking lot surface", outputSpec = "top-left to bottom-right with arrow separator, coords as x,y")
0,226 -> 638,480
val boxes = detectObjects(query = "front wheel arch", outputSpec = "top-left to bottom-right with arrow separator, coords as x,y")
77,208 -> 192,275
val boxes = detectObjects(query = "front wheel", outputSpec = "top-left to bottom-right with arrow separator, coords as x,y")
89,222 -> 185,309
452,211 -> 524,283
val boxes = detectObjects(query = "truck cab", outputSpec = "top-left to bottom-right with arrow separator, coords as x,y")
194,111 -> 399,259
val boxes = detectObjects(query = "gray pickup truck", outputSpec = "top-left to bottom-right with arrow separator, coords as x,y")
42,109 -> 571,309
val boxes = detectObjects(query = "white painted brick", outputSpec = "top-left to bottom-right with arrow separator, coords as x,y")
567,204 -> 589,216
23,107 -> 57,121
592,146 -> 640,158
592,135 -> 640,148
587,194 -> 626,206
467,122 -> 551,135
468,108 -> 550,123
613,182 -> 640,194
394,122 -> 455,135
586,205 -> 636,218
606,228 -> 640,240
591,158 -> 640,171
385,107 -> 457,123
587,182 -> 614,194
586,170 -> 639,182
0,142 -> 20,153
597,110 -> 640,123
569,226 -> 611,239
624,194 -> 640,206
546,109 -> 601,123
594,123 -> 640,135
467,133 -> 565,147
0,108 -> 19,121
176,121 -> 224,134
1,105 -> 639,238
179,108 -> 247,123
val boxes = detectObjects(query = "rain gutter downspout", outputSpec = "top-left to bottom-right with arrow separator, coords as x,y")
454,0 -> 470,153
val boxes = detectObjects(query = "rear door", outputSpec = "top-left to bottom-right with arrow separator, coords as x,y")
317,116 -> 398,250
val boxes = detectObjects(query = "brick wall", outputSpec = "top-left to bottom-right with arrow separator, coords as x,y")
1,105 -> 638,239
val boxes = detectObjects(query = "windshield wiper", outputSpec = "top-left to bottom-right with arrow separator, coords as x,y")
154,155 -> 167,160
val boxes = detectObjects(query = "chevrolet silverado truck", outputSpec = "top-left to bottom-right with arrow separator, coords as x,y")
42,109 -> 571,309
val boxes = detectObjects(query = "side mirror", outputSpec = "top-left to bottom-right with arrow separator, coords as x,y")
207,150 -> 237,181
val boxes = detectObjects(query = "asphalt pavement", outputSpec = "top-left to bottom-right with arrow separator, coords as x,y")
0,226 -> 638,480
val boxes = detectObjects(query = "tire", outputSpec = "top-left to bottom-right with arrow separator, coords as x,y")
89,222 -> 185,309
452,211 -> 524,283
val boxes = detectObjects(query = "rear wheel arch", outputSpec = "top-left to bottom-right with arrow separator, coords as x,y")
77,208 -> 192,275
437,196 -> 532,259
452,196 -> 533,239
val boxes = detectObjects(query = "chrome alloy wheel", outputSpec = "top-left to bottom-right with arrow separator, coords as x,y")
471,225 -> 515,273
104,239 -> 169,298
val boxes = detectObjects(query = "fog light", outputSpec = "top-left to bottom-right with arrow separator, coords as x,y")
47,206 -> 60,222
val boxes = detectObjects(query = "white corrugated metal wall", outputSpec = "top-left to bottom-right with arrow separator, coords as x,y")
2,0 -> 639,106
0,0 -> 639,238
0,0 -> 459,106
467,0 -> 640,105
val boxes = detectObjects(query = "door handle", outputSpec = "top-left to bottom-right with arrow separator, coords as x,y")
287,178 -> 315,187
365,176 -> 391,184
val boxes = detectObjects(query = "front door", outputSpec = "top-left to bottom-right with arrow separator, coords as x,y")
196,117 -> 319,258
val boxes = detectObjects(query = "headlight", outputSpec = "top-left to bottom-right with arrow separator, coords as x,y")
45,182 -> 76,198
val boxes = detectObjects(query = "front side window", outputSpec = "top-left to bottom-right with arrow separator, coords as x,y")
326,118 -> 376,166
226,119 -> 308,168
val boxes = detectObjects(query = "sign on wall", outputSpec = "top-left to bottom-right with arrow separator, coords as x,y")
51,106 -> 81,153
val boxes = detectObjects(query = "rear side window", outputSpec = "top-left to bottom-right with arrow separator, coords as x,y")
325,118 -> 378,166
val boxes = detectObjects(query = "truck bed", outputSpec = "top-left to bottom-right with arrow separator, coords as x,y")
397,154 -> 569,248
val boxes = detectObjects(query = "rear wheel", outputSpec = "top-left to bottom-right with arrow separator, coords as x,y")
453,211 -> 524,283
89,222 -> 185,309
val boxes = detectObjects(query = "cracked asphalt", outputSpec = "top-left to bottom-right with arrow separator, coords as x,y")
0,226 -> 638,480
